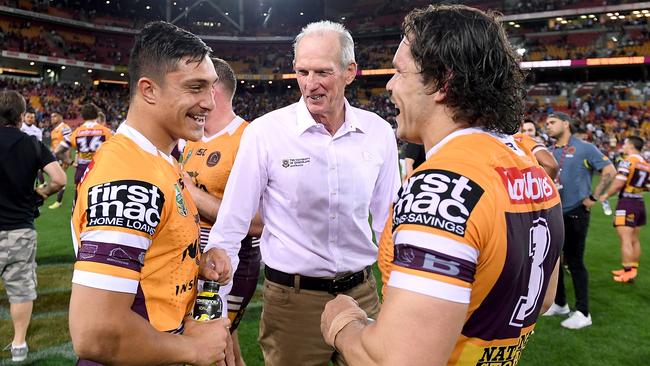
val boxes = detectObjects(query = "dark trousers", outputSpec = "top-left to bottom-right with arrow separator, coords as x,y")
555,205 -> 590,315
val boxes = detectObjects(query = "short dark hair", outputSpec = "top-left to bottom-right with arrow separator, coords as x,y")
212,58 -> 237,100
128,21 -> 212,99
548,112 -> 578,133
80,103 -> 99,120
0,91 -> 26,127
626,136 -> 645,151
402,5 -> 526,134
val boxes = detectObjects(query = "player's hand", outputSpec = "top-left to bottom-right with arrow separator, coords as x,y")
321,294 -> 367,347
200,248 -> 232,285
183,317 -> 231,366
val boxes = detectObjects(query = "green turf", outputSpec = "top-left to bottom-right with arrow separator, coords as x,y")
1,167 -> 648,365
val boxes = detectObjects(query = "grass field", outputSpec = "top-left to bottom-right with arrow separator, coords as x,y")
1,169 -> 649,365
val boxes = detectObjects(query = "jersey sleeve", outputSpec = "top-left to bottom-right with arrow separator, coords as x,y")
72,160 -> 168,294
387,166 -> 488,304
616,157 -> 633,181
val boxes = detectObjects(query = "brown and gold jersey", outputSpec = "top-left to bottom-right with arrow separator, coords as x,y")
181,116 -> 248,233
71,123 -> 201,333
50,122 -> 71,151
616,154 -> 650,199
66,121 -> 113,164
379,128 -> 563,366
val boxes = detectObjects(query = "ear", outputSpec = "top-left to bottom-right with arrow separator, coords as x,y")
433,88 -> 446,103
345,62 -> 357,85
138,77 -> 157,105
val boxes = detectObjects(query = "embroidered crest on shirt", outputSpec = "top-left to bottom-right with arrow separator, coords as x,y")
281,157 -> 310,168
206,151 -> 221,167
174,183 -> 188,217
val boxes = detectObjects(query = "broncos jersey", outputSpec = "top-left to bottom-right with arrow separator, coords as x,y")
378,128 -> 563,366
64,121 -> 113,164
71,123 -> 201,334
50,122 -> 72,151
615,153 -> 650,199
181,117 -> 248,242
513,133 -> 545,155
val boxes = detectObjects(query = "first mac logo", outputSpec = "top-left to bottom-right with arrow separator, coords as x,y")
86,180 -> 165,236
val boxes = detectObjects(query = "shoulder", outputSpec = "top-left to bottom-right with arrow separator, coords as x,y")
251,103 -> 298,128
351,106 -> 392,131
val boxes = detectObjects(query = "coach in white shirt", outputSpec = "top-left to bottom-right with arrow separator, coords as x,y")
206,20 -> 400,366
20,111 -> 42,141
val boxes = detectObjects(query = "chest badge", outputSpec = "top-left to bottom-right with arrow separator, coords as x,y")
207,151 -> 221,167
174,183 -> 188,217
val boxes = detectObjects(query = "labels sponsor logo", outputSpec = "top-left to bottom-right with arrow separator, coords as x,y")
108,247 -> 131,267
196,148 -> 207,156
206,151 -> 221,167
495,166 -> 557,204
86,180 -> 165,236
281,157 -> 310,168
393,169 -> 484,237
182,238 -> 199,262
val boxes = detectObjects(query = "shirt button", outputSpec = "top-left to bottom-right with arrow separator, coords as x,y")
330,215 -> 336,220
330,166 -> 336,171
331,191 -> 337,195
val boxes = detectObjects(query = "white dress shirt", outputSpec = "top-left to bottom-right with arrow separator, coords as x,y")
21,123 -> 43,141
206,97 -> 399,277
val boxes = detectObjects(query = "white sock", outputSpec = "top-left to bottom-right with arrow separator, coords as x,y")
12,342 -> 27,348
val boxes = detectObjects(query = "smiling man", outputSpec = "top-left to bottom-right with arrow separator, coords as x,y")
205,20 -> 400,366
68,21 -> 233,366
321,5 -> 564,366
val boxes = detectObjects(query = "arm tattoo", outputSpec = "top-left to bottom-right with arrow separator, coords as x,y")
593,170 -> 615,197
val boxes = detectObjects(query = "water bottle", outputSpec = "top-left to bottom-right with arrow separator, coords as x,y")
193,280 -> 223,321
602,199 -> 613,216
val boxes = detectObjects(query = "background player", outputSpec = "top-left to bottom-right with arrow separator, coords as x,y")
514,121 -> 559,179
55,103 -> 113,185
599,136 -> 649,283
47,112 -> 71,209
321,5 -> 563,365
181,58 -> 263,366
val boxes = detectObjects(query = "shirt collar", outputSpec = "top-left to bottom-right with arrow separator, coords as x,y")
116,121 -> 174,165
203,115 -> 244,142
295,97 -> 365,136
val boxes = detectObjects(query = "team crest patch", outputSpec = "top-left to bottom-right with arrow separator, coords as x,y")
282,159 -> 290,168
174,183 -> 188,216
206,151 -> 221,167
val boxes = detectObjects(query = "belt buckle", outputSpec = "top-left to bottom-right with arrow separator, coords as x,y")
329,273 -> 354,294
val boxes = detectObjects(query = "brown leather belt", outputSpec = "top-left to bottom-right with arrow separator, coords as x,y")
264,266 -> 372,294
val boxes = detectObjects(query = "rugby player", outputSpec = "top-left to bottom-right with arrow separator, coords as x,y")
54,104 -> 113,185
68,21 -> 233,366
321,5 -> 563,365
599,136 -> 649,283
514,121 -> 559,179
181,58 -> 263,366
47,112 -> 71,209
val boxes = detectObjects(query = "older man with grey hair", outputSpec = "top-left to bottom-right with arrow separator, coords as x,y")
205,20 -> 400,365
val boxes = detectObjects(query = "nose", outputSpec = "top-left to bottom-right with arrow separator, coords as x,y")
200,89 -> 216,111
386,74 -> 396,93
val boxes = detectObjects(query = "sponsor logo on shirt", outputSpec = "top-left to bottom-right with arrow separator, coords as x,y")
477,332 -> 532,366
281,157 -> 310,168
393,169 -> 484,237
495,166 -> 557,204
86,180 -> 165,236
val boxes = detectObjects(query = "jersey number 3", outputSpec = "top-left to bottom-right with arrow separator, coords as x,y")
509,217 -> 551,327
